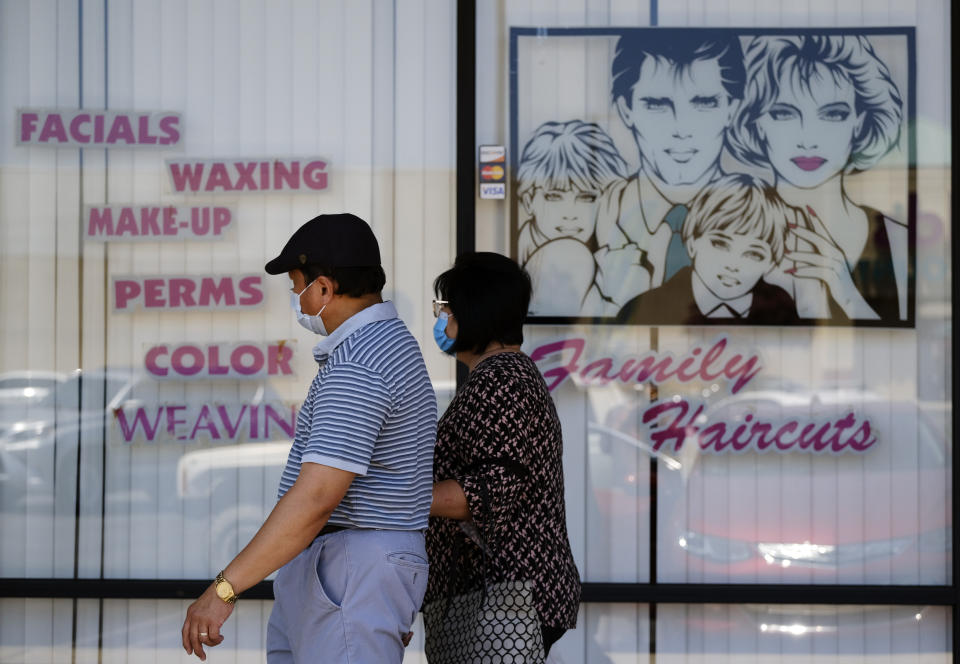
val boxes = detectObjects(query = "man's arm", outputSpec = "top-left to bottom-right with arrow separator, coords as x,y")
223,462 -> 354,590
181,463 -> 354,661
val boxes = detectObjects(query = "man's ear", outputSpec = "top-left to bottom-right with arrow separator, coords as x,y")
315,275 -> 337,299
615,96 -> 635,130
685,238 -> 696,260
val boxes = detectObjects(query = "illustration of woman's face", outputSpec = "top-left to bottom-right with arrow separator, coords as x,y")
526,186 -> 600,244
754,66 -> 864,189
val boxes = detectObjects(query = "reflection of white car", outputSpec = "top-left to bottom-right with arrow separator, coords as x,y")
2,375 -> 456,572
0,368 -> 288,503
0,370 -> 67,415
176,441 -> 290,560
0,369 -> 139,465
176,380 -> 456,499
176,442 -> 289,565
177,442 -> 288,498
174,380 -> 455,563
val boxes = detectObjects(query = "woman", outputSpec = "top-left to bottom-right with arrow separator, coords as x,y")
423,252 -> 581,661
729,35 -> 906,323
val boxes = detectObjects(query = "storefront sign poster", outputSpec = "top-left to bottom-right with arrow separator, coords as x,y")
529,334 -> 877,456
480,182 -> 506,199
17,109 -> 181,147
166,157 -> 328,193
510,28 -> 915,328
86,205 -> 234,241
479,144 -> 506,199
143,341 -> 297,380
113,401 -> 298,444
112,275 -> 264,311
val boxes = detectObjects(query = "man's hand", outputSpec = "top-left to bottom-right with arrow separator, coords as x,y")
177,463 -> 355,660
182,584 -> 233,661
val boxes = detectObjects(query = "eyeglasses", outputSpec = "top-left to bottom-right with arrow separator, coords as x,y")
432,299 -> 449,318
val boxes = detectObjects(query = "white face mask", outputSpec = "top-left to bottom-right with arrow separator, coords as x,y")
291,279 -> 328,335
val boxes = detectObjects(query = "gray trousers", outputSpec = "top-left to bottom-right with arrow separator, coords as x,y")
267,529 -> 429,663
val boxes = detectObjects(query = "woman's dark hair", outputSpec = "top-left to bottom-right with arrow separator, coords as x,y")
300,264 -> 386,297
433,252 -> 532,355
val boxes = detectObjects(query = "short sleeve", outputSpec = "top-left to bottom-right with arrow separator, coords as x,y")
302,362 -> 392,475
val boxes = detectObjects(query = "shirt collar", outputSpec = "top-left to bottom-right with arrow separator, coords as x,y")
690,271 -> 753,319
637,170 -> 674,234
312,301 -> 398,361
637,168 -> 723,234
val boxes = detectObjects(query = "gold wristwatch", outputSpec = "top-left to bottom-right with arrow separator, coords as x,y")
214,570 -> 238,604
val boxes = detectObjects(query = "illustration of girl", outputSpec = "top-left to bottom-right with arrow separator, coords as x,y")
516,120 -> 632,317
729,35 -> 907,323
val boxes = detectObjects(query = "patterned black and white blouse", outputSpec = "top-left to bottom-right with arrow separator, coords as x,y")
424,351 -> 581,630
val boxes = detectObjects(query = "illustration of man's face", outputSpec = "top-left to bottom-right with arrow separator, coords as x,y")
688,229 -> 774,301
524,186 -> 600,244
617,57 -> 733,188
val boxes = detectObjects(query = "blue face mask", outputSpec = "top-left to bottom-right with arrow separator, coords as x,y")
433,312 -> 456,355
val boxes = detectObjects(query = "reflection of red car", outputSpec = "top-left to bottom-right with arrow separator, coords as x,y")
588,390 -> 951,584
587,421 -> 681,516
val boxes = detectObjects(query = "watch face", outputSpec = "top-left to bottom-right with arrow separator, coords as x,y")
216,582 -> 232,601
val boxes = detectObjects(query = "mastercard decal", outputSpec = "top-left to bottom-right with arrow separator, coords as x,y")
480,164 -> 505,181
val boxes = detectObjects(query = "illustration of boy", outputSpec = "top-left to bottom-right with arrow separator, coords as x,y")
516,120 -> 642,317
616,173 -> 800,325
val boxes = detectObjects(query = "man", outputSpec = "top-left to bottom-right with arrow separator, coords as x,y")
596,30 -> 746,307
181,213 -> 437,663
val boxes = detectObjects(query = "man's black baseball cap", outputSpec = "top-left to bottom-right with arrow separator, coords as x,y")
264,213 -> 381,274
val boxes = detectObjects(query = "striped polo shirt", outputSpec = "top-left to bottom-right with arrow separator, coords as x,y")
277,301 -> 437,530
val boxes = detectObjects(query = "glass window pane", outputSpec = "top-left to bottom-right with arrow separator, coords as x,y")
479,1 -> 952,587
0,0 -> 456,580
1,599 -> 950,663
0,598 -> 432,664
657,604 -> 951,661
